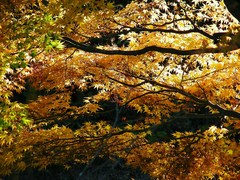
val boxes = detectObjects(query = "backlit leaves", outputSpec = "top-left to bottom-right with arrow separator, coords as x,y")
0,0 -> 240,179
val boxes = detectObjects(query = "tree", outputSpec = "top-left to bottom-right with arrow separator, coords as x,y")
0,0 -> 240,179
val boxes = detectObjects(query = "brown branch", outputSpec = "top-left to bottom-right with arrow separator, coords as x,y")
105,73 -> 240,119
111,18 -> 214,39
122,26 -> 214,40
62,36 -> 238,56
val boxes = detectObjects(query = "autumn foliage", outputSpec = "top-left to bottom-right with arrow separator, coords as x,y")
0,0 -> 240,179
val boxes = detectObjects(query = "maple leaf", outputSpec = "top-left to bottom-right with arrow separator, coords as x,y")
1,0 -> 240,179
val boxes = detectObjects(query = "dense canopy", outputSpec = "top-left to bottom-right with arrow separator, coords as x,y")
0,0 -> 240,179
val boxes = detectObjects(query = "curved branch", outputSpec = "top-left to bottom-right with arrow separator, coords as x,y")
62,37 -> 238,56
112,19 -> 214,40
105,73 -> 240,119
223,0 -> 240,21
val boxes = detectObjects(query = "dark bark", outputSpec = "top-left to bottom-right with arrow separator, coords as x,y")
224,0 -> 240,21
62,36 -> 239,56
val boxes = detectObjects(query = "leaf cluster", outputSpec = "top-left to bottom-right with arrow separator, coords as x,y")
0,0 -> 240,179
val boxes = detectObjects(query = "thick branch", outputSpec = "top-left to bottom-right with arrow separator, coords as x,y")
62,37 -> 238,55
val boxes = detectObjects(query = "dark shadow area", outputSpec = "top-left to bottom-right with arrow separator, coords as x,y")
3,157 -> 152,180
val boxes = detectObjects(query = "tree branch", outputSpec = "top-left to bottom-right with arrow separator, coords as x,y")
62,36 -> 238,56
104,73 -> 240,119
